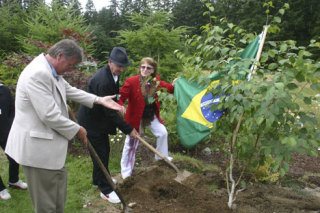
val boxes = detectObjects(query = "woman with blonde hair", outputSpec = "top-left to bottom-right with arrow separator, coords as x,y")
119,57 -> 175,179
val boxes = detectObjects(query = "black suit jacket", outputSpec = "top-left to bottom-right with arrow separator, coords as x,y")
77,66 -> 133,135
0,84 -> 14,142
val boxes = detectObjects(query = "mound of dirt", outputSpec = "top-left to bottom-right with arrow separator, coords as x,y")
115,160 -> 320,213
118,163 -> 231,213
69,141 -> 320,212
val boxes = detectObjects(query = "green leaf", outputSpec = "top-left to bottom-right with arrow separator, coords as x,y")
279,9 -> 285,15
300,50 -> 312,57
287,83 -> 298,90
289,56 -> 296,63
274,16 -> 281,23
284,3 -> 289,9
227,23 -> 234,29
268,41 -> 276,47
279,59 -> 288,65
295,72 -> 305,82
268,63 -> 278,70
260,53 -> 269,62
275,82 -> 284,90
288,137 -> 297,147
256,117 -> 264,125
280,43 -> 288,52
268,49 -> 277,57
303,97 -> 312,105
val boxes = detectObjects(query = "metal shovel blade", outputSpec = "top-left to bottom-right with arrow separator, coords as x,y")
136,135 -> 193,183
175,170 -> 192,183
123,206 -> 133,213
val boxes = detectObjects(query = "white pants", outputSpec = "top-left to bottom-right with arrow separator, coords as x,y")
121,117 -> 169,179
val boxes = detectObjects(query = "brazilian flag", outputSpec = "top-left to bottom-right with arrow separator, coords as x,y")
174,34 -> 262,148
174,78 -> 222,148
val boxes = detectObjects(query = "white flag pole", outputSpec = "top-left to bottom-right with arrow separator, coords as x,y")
247,25 -> 269,80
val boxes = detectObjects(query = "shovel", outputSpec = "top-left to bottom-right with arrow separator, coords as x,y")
136,135 -> 192,183
67,106 -> 132,212
87,140 -> 132,213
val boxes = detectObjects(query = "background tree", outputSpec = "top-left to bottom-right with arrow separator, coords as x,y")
131,0 -> 150,13
0,1 -> 27,57
51,0 -> 69,7
21,0 -> 44,9
212,0 -> 320,46
109,0 -> 119,15
119,0 -> 131,15
90,7 -> 123,62
84,0 -> 97,23
151,0 -> 173,11
117,11 -> 187,80
17,2 -> 94,56
68,0 -> 82,16
171,0 -> 208,35
278,0 -> 320,45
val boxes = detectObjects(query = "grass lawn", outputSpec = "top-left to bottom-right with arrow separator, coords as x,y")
0,135 -> 124,213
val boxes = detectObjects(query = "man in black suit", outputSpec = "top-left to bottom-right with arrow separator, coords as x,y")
77,47 -> 139,204
0,83 -> 28,200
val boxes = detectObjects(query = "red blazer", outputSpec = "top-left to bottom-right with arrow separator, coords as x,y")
119,75 -> 174,131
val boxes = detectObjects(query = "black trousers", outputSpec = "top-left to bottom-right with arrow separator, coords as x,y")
87,131 -> 112,195
0,137 -> 19,191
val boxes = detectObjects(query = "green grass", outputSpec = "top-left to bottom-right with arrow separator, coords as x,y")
0,134 -> 125,213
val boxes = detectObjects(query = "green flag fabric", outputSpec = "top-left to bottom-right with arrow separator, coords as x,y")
174,78 -> 219,148
174,34 -> 262,148
240,35 -> 260,59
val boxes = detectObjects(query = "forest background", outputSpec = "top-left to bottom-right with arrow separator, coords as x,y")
1,0 -> 319,78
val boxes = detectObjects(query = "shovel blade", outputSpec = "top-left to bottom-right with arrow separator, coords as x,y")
123,206 -> 133,213
174,170 -> 192,183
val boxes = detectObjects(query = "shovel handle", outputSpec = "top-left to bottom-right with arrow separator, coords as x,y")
67,105 -> 128,210
136,135 -> 180,174
87,141 -> 127,207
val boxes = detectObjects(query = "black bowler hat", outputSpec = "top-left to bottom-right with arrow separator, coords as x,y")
109,47 -> 130,67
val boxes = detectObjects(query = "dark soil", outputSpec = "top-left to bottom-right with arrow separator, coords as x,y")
117,152 -> 320,213
69,141 -> 320,213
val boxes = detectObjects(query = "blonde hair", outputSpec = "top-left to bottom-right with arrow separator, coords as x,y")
140,57 -> 157,77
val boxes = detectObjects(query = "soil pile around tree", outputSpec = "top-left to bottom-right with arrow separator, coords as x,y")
71,142 -> 320,213
118,163 -> 231,213
114,160 -> 320,213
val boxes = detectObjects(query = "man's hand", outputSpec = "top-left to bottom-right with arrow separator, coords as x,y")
129,128 -> 139,139
95,95 -> 125,113
77,126 -> 88,146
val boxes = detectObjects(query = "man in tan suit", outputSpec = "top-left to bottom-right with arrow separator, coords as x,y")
5,39 -> 123,212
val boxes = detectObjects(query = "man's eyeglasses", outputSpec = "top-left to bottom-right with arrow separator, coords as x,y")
140,65 -> 154,71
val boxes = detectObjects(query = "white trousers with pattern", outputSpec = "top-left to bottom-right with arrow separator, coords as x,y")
120,117 -> 169,179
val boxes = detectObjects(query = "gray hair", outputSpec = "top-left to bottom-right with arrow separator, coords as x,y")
47,39 -> 83,62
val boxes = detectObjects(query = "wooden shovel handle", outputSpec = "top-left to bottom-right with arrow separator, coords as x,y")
87,141 -> 127,207
67,105 -> 129,209
136,135 -> 180,174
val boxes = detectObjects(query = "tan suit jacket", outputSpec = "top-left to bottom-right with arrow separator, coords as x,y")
5,54 -> 96,170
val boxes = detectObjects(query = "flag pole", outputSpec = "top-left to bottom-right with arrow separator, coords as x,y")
248,25 -> 269,80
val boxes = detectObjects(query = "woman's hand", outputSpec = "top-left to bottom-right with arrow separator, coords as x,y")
172,77 -> 179,86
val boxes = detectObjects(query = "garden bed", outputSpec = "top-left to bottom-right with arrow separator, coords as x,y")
76,141 -> 320,213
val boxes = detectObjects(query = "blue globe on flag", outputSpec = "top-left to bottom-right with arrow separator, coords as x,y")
200,93 -> 223,122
